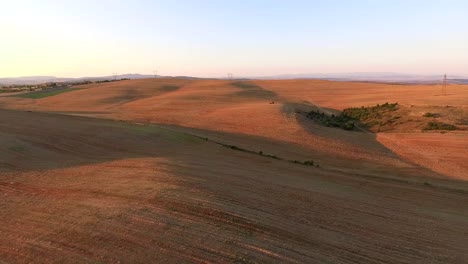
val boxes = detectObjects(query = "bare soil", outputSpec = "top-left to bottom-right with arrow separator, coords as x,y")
1,79 -> 467,263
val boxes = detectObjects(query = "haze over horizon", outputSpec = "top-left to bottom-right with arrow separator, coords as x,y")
1,0 -> 467,78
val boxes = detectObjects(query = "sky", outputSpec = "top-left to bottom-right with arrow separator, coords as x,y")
1,0 -> 467,78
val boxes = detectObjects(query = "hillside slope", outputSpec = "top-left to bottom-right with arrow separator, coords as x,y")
1,109 -> 468,263
1,78 -> 466,179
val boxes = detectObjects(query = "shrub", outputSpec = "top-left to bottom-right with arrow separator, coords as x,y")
265,154 -> 281,160
423,112 -> 440,118
307,103 -> 399,131
423,121 -> 457,131
342,102 -> 398,120
230,145 -> 244,151
289,160 -> 316,166
306,110 -> 355,131
341,121 -> 355,131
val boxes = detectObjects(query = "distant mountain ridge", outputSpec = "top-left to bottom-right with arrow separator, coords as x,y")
0,74 -> 154,85
253,72 -> 468,83
451,79 -> 468,84
2,72 -> 467,85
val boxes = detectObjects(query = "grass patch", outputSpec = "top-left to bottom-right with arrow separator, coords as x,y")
15,87 -> 78,99
423,121 -> 458,131
160,85 -> 180,92
231,82 -> 262,89
230,82 -> 276,98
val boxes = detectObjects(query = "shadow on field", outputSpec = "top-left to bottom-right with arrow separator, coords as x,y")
2,109 -> 468,264
279,101 -> 463,182
230,81 -> 277,99
99,84 -> 182,105
0,109 -> 200,172
282,101 -> 398,156
0,107 -> 444,181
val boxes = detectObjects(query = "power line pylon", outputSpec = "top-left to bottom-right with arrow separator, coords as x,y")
442,74 -> 447,96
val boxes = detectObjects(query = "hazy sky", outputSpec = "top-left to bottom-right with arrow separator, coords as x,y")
1,0 -> 467,78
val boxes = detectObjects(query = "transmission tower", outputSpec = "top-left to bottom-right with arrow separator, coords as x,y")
442,74 -> 447,96
112,72 -> 118,81
227,73 -> 233,80
153,70 -> 158,78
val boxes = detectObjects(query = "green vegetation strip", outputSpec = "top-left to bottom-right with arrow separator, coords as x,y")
106,120 -> 320,168
218,143 -> 319,167
230,81 -> 276,98
342,102 -> 398,120
423,121 -> 457,131
306,110 -> 355,130
160,85 -> 180,92
15,88 -> 79,99
231,82 -> 262,89
306,102 -> 399,131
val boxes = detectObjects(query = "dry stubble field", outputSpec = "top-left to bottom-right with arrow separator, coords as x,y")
0,78 -> 467,263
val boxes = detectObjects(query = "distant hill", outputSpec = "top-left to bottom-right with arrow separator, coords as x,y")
0,76 -> 61,85
253,72 -> 468,83
2,72 -> 467,86
0,74 -> 155,86
80,74 -> 154,81
450,79 -> 468,84
0,74 -> 209,86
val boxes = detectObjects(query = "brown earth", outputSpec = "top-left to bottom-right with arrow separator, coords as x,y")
0,78 -> 467,263
1,78 -> 466,179
377,133 -> 468,180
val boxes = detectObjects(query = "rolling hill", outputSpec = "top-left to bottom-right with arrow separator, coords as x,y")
0,78 -> 467,263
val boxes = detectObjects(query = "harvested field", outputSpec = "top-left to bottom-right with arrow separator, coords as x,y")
1,78 -> 467,263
